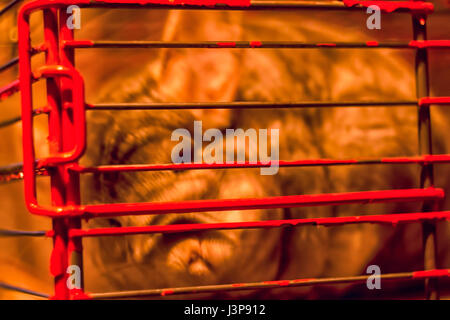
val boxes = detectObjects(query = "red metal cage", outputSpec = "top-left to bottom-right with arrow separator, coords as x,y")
0,0 -> 450,299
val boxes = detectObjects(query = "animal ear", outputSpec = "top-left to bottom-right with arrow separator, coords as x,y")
154,11 -> 243,129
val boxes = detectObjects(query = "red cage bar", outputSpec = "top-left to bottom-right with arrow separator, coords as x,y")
0,0 -> 449,299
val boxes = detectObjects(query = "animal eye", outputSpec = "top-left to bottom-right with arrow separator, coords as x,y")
107,218 -> 122,228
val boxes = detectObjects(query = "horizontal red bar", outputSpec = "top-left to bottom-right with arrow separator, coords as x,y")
409,40 -> 450,49
25,0 -> 434,12
77,188 -> 443,218
86,98 -> 450,111
64,40 -> 450,49
419,97 -> 450,106
86,268 -> 449,299
95,0 -> 251,6
66,210 -> 450,238
87,100 -> 418,110
70,155 -> 450,174
412,269 -> 450,279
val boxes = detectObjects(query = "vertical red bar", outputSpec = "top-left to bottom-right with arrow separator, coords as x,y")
58,6 -> 85,298
43,8 -> 71,300
412,15 -> 440,300
42,7 -> 84,299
